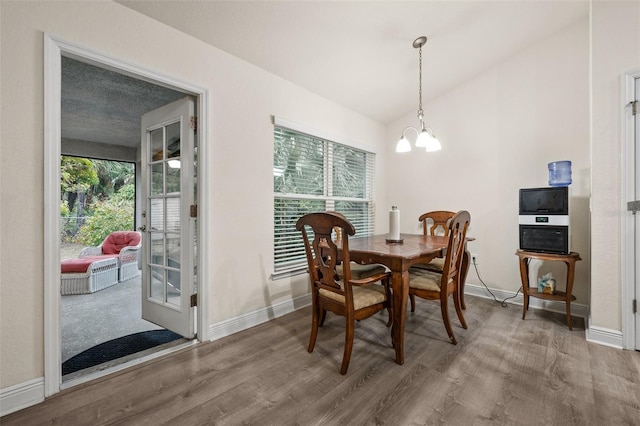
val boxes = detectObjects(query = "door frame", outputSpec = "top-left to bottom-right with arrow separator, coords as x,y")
44,34 -> 210,396
621,68 -> 639,350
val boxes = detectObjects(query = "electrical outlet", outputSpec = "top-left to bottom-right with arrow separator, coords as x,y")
471,253 -> 479,265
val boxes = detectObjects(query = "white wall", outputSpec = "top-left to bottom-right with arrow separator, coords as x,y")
383,19 -> 591,304
590,0 -> 640,332
0,1 -> 386,390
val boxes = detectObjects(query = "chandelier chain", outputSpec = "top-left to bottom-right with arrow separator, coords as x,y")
417,44 -> 423,120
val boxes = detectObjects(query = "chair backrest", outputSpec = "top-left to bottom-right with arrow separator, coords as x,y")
296,212 -> 356,299
441,211 -> 471,283
419,210 -> 456,236
102,231 -> 141,255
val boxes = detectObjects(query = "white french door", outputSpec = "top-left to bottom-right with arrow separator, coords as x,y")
140,96 -> 196,338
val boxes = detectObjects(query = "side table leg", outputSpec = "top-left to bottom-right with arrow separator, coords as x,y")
565,259 -> 576,330
518,256 -> 530,320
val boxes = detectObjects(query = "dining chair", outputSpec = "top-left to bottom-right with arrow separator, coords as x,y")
411,210 -> 472,311
408,210 -> 471,345
296,212 -> 392,375
333,225 -> 387,280
412,210 -> 456,272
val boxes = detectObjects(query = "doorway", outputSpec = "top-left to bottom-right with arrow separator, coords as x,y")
44,34 -> 209,396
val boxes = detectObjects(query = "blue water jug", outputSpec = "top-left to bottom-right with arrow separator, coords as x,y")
548,161 -> 572,187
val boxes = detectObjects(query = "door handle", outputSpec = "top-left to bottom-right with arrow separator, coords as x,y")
627,201 -> 640,215
138,225 -> 147,232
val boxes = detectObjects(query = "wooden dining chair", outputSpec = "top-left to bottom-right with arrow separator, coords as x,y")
296,212 -> 392,375
412,210 -> 455,270
408,210 -> 471,345
333,225 -> 387,281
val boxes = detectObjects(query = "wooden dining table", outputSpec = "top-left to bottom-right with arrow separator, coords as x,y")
344,233 -> 450,365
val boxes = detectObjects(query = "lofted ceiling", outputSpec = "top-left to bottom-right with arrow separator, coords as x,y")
118,0 -> 589,124
63,1 -> 589,149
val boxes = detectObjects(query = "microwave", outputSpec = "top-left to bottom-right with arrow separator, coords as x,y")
519,186 -> 568,215
518,187 -> 570,254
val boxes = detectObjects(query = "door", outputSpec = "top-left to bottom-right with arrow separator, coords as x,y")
140,96 -> 196,338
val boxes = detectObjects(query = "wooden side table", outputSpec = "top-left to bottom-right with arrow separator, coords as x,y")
515,250 -> 582,330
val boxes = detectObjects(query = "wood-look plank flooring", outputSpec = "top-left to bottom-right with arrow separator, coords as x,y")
3,296 -> 640,425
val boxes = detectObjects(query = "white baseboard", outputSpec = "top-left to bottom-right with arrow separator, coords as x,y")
207,283 -> 592,344
585,325 -> 624,349
208,293 -> 311,341
464,283 -> 589,319
0,377 -> 44,417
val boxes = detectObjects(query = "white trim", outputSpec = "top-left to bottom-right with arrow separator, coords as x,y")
0,378 -> 45,417
464,283 -> 589,319
272,115 -> 377,154
197,87 -> 210,343
208,294 -> 311,341
586,325 -> 624,349
43,34 -> 62,398
43,33 -> 210,395
621,68 -> 640,350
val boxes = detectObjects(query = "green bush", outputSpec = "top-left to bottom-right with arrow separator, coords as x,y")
74,184 -> 134,246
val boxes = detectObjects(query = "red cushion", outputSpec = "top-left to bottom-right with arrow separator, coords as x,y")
102,231 -> 140,255
61,256 -> 118,273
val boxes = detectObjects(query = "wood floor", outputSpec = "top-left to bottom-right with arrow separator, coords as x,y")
3,296 -> 640,425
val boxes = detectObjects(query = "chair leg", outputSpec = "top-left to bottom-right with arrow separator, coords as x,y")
410,293 -> 416,312
340,316 -> 355,375
453,285 -> 468,329
308,303 -> 320,353
319,308 -> 327,327
440,294 -> 457,345
384,277 -> 393,327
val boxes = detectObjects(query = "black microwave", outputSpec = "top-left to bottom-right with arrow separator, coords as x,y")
519,186 -> 568,215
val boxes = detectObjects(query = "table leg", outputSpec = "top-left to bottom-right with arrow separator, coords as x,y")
391,270 -> 409,365
564,260 -> 576,330
518,257 -> 530,320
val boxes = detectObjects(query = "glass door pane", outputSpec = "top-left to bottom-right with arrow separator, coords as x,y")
147,120 -> 182,309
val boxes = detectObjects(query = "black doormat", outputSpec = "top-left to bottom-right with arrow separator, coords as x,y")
62,330 -> 183,376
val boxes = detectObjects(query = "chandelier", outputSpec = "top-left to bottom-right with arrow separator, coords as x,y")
396,36 -> 442,153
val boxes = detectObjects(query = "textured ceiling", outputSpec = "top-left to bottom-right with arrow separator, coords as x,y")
61,57 -> 185,147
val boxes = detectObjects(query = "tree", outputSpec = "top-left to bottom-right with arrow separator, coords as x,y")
91,159 -> 135,200
60,156 -> 98,213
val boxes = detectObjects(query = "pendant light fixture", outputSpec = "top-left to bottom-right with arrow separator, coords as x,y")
396,36 -> 442,153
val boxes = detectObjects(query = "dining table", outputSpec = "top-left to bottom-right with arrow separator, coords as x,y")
344,233 -> 452,365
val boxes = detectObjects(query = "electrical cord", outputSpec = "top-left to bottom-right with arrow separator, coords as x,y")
471,259 -> 521,308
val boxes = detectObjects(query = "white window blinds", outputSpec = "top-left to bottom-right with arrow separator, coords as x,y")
273,125 -> 375,276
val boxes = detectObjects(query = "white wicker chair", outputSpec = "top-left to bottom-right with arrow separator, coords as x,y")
80,231 -> 142,282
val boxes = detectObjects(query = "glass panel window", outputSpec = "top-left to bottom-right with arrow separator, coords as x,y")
273,126 -> 375,275
150,128 -> 164,161
166,122 -> 181,159
166,162 -> 180,194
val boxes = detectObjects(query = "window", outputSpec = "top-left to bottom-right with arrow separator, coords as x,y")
273,125 -> 375,277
